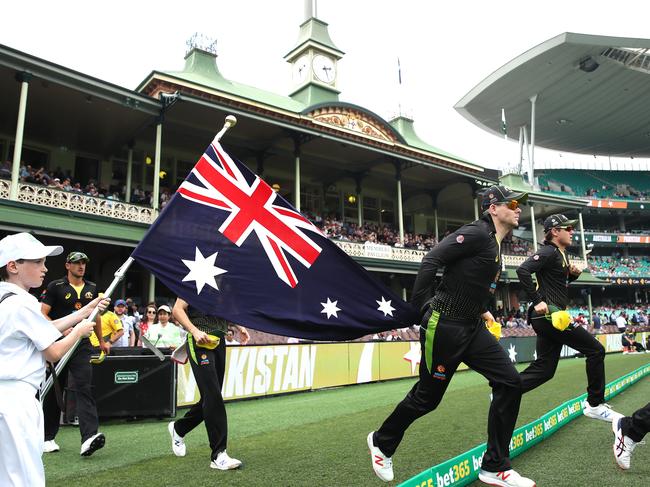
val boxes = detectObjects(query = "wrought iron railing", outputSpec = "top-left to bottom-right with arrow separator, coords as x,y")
0,179 -> 154,224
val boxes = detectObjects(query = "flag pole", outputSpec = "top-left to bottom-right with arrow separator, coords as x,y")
41,115 -> 239,399
216,115 -> 237,142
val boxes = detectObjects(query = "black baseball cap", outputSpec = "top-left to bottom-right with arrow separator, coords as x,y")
66,251 -> 89,263
480,185 -> 528,210
543,214 -> 578,233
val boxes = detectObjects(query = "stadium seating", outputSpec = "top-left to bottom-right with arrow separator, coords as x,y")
537,170 -> 650,200
589,256 -> 650,278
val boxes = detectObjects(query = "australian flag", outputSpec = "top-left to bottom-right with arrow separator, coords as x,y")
132,136 -> 417,340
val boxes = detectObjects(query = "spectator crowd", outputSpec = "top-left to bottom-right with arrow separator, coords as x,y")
0,160 -> 173,208
95,298 -> 248,350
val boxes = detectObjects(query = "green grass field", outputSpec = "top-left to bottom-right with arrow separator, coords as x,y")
44,353 -> 649,486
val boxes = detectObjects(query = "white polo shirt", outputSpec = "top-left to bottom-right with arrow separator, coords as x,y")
0,282 -> 61,391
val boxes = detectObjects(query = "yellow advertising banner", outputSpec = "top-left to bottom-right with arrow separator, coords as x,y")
177,341 -> 427,406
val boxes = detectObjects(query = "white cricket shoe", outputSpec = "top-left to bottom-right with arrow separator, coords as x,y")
80,432 -> 105,456
583,402 -> 616,422
210,451 -> 242,470
168,421 -> 186,457
43,440 -> 60,453
478,468 -> 536,487
612,413 -> 637,470
367,432 -> 394,482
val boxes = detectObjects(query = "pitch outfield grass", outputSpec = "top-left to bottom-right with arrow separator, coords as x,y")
44,353 -> 649,487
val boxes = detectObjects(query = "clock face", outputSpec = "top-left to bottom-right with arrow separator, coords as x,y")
312,54 -> 336,83
293,55 -> 309,84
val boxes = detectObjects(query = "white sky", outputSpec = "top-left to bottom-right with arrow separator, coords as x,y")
3,0 -> 650,171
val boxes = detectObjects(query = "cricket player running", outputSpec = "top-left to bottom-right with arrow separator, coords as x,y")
612,403 -> 650,470
516,214 -> 617,422
368,186 -> 535,487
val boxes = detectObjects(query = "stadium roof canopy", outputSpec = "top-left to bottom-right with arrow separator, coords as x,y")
0,44 -> 161,158
455,33 -> 650,158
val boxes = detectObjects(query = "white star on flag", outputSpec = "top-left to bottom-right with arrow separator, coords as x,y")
182,247 -> 227,294
320,298 -> 341,319
376,296 -> 396,317
508,343 -> 518,363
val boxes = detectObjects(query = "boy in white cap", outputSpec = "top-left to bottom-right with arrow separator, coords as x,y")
0,232 -> 107,487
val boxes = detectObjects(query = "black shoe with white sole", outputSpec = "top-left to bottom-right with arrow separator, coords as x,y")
80,432 -> 105,457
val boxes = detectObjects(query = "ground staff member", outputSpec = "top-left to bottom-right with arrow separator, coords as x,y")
40,251 -> 107,456
368,186 -> 535,487
0,233 -> 103,487
168,297 -> 249,471
516,214 -> 616,422
612,403 -> 650,470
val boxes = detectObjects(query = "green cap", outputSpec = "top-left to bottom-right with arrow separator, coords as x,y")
66,251 -> 89,263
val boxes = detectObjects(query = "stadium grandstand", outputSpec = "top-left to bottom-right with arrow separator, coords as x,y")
1,25 -> 600,318
455,31 -> 650,336
0,7 -> 647,417
1,3 -> 649,485
537,169 -> 650,201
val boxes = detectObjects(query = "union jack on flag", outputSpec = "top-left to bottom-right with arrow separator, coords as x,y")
176,142 -> 321,288
132,136 -> 417,340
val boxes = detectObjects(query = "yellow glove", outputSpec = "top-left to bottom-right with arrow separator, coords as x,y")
90,351 -> 106,364
486,320 -> 502,340
195,334 -> 221,350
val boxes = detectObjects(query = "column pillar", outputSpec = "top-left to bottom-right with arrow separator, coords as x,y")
530,203 -> 538,250
578,211 -> 588,267
148,274 -> 156,304
10,72 -> 32,201
125,142 -> 134,203
355,174 -> 363,226
293,141 -> 301,211
152,118 -> 162,214
394,161 -> 404,244
529,95 -> 538,186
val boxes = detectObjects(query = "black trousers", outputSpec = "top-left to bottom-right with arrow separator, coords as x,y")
375,309 -> 522,472
174,337 -> 227,461
621,402 -> 650,442
520,313 -> 606,407
43,339 -> 99,443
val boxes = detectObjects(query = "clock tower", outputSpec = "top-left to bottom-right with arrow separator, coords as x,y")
284,0 -> 344,105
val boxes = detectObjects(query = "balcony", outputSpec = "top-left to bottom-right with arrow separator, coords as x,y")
0,179 -> 154,224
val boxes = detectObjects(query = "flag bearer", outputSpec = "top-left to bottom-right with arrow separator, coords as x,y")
0,233 -> 104,487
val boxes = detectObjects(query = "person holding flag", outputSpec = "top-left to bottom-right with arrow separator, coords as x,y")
0,233 -> 105,487
368,185 -> 535,487
516,214 -> 617,422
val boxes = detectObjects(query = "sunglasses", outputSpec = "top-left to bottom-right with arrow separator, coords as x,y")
497,199 -> 519,210
146,310 -> 156,314
558,226 -> 574,232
